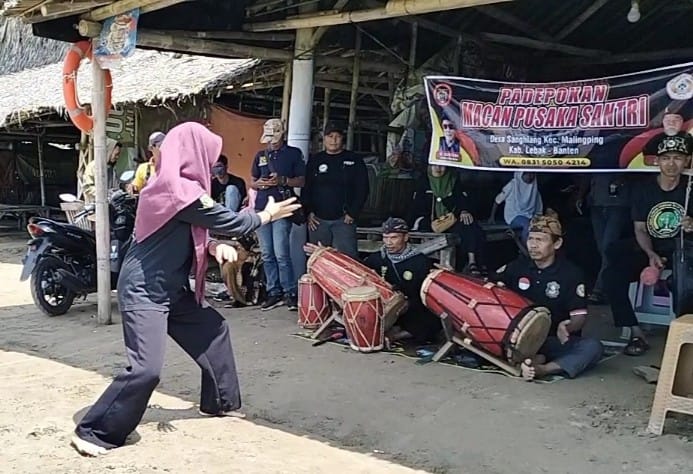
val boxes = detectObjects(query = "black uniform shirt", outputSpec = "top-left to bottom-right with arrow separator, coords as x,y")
495,256 -> 588,335
363,251 -> 433,310
631,176 -> 692,256
303,150 -> 369,220
118,200 -> 261,311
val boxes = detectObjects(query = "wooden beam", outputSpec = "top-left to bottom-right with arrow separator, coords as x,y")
555,48 -> 693,66
161,30 -> 295,42
82,0 -> 163,22
555,0 -> 610,41
347,29 -> 361,149
315,80 -> 390,97
477,5 -> 553,41
36,1 -> 110,23
136,30 -> 404,73
479,32 -> 608,57
244,0 -> 513,32
312,0 -> 352,45
136,30 -> 294,61
78,19 -> 102,37
140,0 -> 191,15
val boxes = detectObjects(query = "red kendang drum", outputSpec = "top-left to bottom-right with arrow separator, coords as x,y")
421,269 -> 551,363
307,246 -> 407,330
341,286 -> 384,352
297,274 -> 331,330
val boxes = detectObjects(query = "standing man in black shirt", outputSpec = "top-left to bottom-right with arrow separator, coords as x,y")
303,121 -> 369,258
363,218 -> 440,342
496,216 -> 604,380
604,133 -> 693,356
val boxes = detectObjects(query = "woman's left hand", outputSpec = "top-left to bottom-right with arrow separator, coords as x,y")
460,211 -> 474,225
214,244 -> 239,265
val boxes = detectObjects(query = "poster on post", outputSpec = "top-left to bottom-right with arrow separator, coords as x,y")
425,63 -> 693,172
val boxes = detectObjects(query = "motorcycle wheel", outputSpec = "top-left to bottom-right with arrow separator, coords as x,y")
30,257 -> 76,316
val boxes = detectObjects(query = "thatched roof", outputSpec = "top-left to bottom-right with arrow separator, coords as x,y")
0,16 -> 66,75
0,50 -> 260,128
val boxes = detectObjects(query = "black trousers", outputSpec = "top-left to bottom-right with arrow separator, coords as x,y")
603,238 -> 669,328
451,221 -> 486,264
75,292 -> 241,449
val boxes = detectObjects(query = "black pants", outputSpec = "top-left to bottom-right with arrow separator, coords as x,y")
75,292 -> 241,449
451,221 -> 486,264
603,238 -> 669,328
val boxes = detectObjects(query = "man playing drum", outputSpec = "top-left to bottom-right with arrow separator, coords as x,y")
495,216 -> 604,380
364,218 -> 440,342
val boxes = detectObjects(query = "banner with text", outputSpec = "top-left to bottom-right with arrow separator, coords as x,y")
425,63 -> 693,172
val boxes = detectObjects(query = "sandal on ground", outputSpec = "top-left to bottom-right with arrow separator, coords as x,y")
624,337 -> 650,356
463,263 -> 482,277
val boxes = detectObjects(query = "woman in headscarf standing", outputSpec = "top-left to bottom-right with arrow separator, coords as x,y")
491,171 -> 543,243
71,123 -> 299,456
412,164 -> 486,275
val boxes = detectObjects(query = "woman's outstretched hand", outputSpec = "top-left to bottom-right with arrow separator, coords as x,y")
261,196 -> 301,223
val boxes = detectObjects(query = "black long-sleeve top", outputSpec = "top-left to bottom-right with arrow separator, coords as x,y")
408,174 -> 473,229
302,150 -> 369,220
118,200 -> 261,311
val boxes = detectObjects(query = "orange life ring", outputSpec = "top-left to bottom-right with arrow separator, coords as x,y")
62,40 -> 113,133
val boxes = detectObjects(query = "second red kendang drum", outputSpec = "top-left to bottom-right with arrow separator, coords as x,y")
297,274 -> 331,330
342,286 -> 384,352
307,246 -> 407,330
421,269 -> 551,363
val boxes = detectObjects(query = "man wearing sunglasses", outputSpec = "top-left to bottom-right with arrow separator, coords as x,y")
436,114 -> 461,160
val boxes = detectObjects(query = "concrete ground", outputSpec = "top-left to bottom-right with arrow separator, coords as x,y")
0,232 -> 691,474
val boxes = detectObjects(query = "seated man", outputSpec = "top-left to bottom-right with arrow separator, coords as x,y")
604,132 -> 693,355
363,218 -> 440,343
495,216 -> 604,380
212,155 -> 247,212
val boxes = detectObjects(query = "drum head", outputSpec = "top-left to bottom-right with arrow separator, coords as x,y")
343,285 -> 379,299
506,306 -> 551,363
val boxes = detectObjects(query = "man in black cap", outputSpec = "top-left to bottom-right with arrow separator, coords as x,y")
604,132 -> 693,356
302,121 -> 369,258
363,217 -> 440,342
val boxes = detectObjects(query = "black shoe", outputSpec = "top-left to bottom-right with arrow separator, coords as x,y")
286,295 -> 298,311
213,291 -> 230,302
261,295 -> 284,311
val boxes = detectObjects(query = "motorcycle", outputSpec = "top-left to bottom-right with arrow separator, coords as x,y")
20,171 -> 138,316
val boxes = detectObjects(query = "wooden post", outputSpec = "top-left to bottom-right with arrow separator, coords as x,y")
322,88 -> 331,139
409,21 -> 418,74
36,135 -> 46,207
92,55 -> 112,325
347,29 -> 361,150
281,62 -> 292,125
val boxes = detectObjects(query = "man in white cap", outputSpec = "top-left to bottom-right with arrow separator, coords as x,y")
250,118 -> 306,311
132,131 -> 165,193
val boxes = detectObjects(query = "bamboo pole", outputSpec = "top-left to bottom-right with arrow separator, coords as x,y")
322,88 -> 331,138
347,29 -> 361,150
281,62 -> 292,125
92,57 -> 112,325
244,0 -> 512,31
83,0 -> 162,21
36,135 -> 46,207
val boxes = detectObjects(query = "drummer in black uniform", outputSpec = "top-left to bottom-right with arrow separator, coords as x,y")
495,216 -> 604,380
364,218 -> 440,343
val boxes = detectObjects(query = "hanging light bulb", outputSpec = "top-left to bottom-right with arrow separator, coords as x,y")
627,0 -> 641,23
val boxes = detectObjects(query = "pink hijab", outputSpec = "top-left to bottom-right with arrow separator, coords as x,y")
134,122 -> 222,305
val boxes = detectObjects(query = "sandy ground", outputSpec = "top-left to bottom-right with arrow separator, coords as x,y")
0,231 -> 692,474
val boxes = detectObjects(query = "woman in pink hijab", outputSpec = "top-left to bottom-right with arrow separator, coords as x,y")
72,122 -> 299,456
